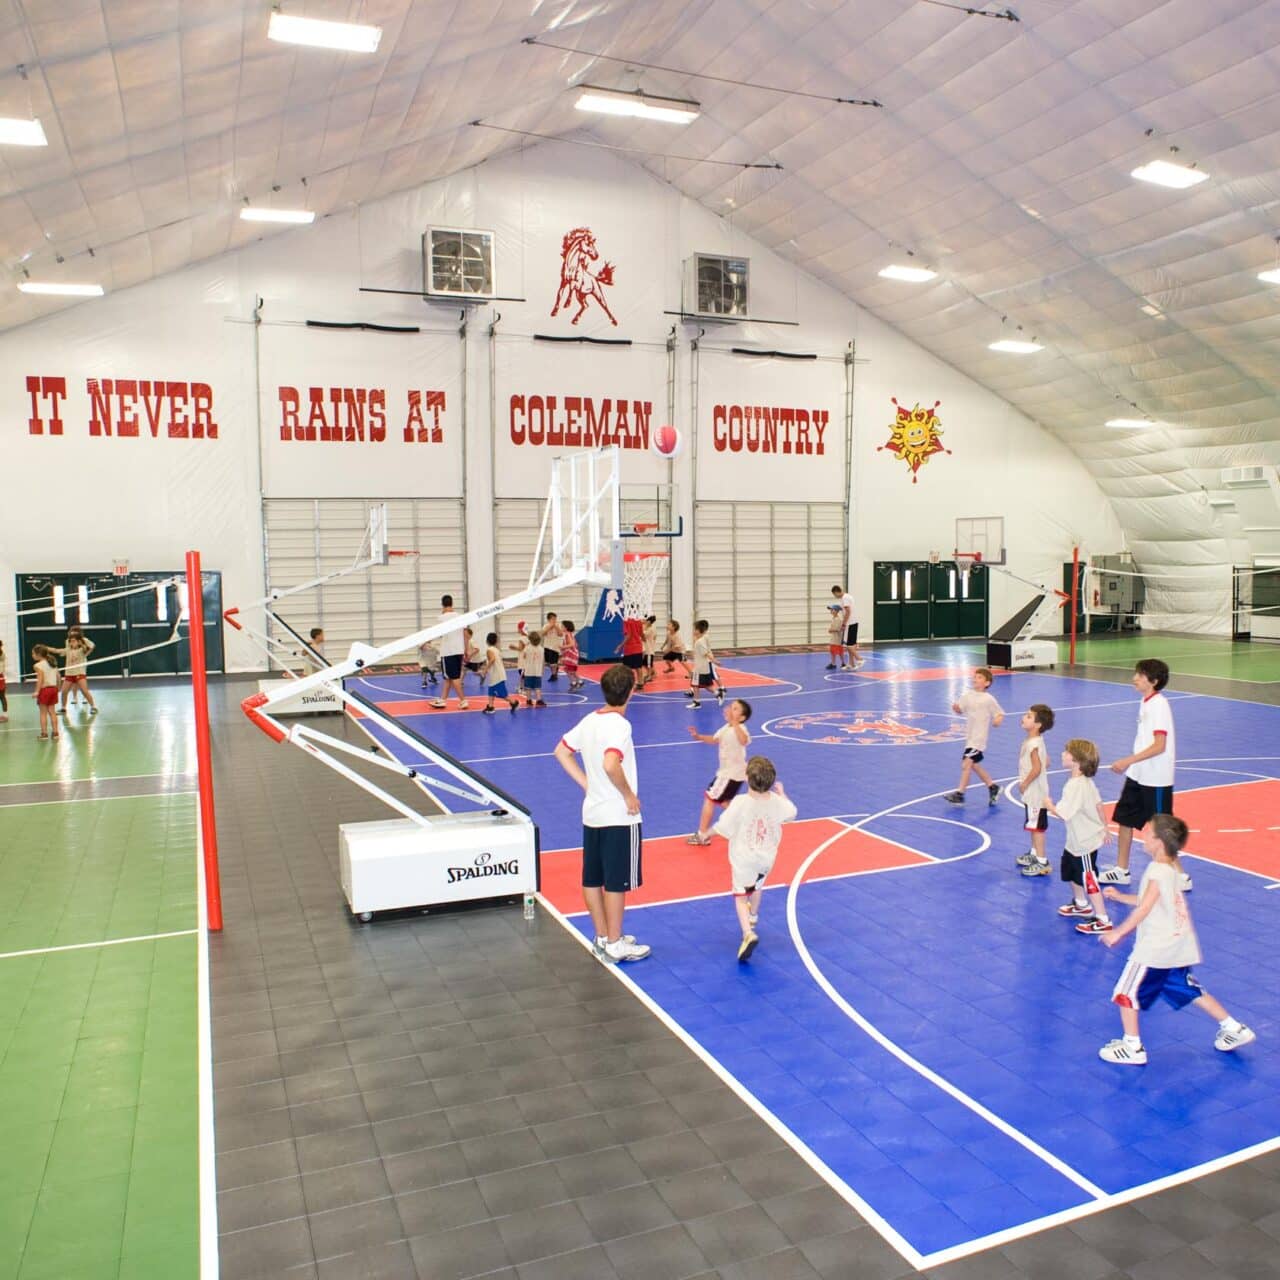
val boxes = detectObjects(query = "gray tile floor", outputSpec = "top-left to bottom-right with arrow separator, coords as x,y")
207,676 -> 1280,1280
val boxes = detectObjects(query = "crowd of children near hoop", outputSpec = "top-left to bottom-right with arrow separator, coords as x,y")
1,626 -> 101,741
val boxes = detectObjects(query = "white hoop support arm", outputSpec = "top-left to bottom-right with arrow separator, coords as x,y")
3,575 -> 181,620
984,561 -> 1071,604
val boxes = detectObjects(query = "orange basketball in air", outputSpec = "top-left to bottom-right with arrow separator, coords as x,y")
651,424 -> 683,459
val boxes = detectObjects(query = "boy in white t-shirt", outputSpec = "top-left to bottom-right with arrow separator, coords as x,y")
1048,738 -> 1113,933
685,620 -> 724,708
1016,704 -> 1055,877
685,698 -> 752,845
944,668 -> 1004,806
1100,659 -> 1185,888
554,664 -> 650,964
712,756 -> 797,962
430,594 -> 469,711
1098,814 -> 1255,1065
830,585 -> 862,669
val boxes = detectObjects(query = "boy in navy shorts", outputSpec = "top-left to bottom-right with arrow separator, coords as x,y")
555,665 -> 650,964
1099,815 -> 1254,1064
1101,658 -> 1186,889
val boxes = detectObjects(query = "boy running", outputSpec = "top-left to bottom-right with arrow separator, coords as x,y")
685,698 -> 752,846
712,756 -> 796,962
1100,659 -> 1185,889
944,667 -> 1003,805
1099,814 -> 1255,1064
685,619 -> 723,709
554,664 -> 650,964
480,632 -> 518,714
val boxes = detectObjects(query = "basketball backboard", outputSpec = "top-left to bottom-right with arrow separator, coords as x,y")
955,516 -> 1006,565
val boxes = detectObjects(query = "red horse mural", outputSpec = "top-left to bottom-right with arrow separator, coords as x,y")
551,227 -> 618,326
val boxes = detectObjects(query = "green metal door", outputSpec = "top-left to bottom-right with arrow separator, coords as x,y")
873,562 -> 902,641
126,575 -> 181,676
900,562 -> 931,640
16,573 -> 127,679
958,563 -> 990,637
929,562 -> 960,638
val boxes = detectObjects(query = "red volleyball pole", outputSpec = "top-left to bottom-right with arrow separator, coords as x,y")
186,550 -> 223,931
1069,545 -> 1080,668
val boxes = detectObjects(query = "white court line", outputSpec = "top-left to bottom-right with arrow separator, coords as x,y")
534,891 -> 930,1272
195,806 -> 219,1278
0,928 -> 197,962
0,769 -> 194,788
783,798 -> 1108,1205
0,790 -> 197,810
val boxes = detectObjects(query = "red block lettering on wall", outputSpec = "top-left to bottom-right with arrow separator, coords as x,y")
404,390 -> 445,443
26,375 -> 67,435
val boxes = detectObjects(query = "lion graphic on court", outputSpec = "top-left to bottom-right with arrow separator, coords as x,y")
551,227 -> 618,326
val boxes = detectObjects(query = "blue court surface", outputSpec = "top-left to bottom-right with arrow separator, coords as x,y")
347,648 -> 1280,1268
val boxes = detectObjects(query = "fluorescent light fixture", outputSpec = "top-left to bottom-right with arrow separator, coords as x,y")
0,116 -> 48,146
989,338 -> 1043,354
1105,418 -> 1157,429
268,11 -> 381,53
17,281 -> 104,297
1258,267 -> 1280,285
574,85 -> 700,125
1131,159 -> 1208,189
878,263 -> 937,283
1141,303 -> 1164,317
240,207 -> 315,224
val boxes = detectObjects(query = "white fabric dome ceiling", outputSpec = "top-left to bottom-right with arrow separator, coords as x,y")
3,0 -> 1278,607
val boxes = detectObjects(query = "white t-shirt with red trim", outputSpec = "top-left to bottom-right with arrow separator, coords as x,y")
1128,691 -> 1175,787
561,708 -> 640,828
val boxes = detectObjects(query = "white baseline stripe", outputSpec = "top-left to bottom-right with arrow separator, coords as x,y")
0,928 -> 197,962
196,807 -> 219,1278
784,819 -> 1106,1200
535,891 -> 929,1272
0,790 -> 197,810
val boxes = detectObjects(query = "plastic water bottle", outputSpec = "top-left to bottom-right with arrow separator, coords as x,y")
523,892 -> 536,921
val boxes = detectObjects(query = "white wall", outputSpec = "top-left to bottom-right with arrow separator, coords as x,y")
0,141 -> 1122,669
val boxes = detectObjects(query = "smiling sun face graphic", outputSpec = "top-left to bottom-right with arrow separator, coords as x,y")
879,398 -> 950,483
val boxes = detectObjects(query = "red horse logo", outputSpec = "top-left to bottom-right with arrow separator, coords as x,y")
551,227 -> 618,326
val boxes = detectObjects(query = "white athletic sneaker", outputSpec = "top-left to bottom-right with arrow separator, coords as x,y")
1214,1024 -> 1256,1052
604,937 -> 651,963
1179,872 -> 1193,892
1099,1038 -> 1147,1066
1098,866 -> 1130,885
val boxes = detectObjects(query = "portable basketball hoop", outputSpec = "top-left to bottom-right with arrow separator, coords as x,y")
619,523 -> 668,619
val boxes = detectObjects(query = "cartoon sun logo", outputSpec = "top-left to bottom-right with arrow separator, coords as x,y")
879,398 -> 950,483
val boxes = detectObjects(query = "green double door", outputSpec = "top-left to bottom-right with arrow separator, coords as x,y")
15,570 -> 224,679
874,560 -> 988,642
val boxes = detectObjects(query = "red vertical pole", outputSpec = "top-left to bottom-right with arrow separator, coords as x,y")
1069,545 -> 1080,668
186,550 -> 223,931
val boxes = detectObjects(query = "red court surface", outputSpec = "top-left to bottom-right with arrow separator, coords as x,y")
539,817 -> 932,913
1169,778 -> 1280,879
577,663 -> 787,692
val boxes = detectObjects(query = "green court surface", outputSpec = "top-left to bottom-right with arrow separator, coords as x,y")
1068,633 -> 1280,683
0,688 -> 203,1280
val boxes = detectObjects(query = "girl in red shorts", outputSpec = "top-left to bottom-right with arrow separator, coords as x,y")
32,645 -> 61,739
52,627 -> 97,714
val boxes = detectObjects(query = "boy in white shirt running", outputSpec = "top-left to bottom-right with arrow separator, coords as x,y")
944,668 -> 1004,805
1099,814 -> 1255,1065
685,699 -> 752,845
1100,659 -> 1185,888
1015,704 -> 1054,877
554,665 -> 650,964
712,756 -> 797,962
685,620 -> 724,708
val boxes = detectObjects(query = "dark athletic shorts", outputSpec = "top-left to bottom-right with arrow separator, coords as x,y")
1023,805 -> 1048,832
845,623 -> 859,645
1113,777 -> 1174,830
1114,963 -> 1203,1011
1060,848 -> 1100,893
442,654 -> 463,680
582,824 -> 643,893
543,648 -> 559,665
622,653 -> 645,670
962,747 -> 984,763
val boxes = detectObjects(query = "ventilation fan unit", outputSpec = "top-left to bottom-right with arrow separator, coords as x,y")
1222,465 -> 1275,489
686,254 -> 749,319
423,227 -> 495,298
